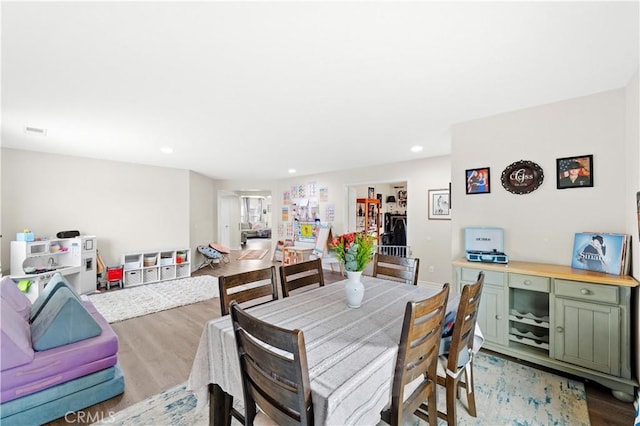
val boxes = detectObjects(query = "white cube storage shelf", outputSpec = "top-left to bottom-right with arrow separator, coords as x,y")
122,248 -> 190,287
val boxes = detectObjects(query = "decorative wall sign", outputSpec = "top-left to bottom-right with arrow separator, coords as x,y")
501,160 -> 544,194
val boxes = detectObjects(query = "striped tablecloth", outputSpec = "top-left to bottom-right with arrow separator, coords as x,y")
188,276 -> 452,425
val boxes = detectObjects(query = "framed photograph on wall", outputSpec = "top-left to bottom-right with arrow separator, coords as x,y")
368,187 -> 375,199
465,167 -> 491,194
466,167 -> 490,194
428,189 -> 451,220
556,155 -> 593,189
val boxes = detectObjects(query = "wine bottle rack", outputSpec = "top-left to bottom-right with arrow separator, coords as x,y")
509,286 -> 550,354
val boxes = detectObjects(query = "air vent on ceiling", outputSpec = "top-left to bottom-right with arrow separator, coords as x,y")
24,126 -> 47,136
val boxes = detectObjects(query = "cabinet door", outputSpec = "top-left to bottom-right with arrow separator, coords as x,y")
554,298 -> 620,375
478,285 -> 508,345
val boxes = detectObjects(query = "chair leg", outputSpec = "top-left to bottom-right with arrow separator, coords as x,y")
446,376 -> 457,426
427,390 -> 438,426
465,363 -> 477,417
210,384 -> 233,426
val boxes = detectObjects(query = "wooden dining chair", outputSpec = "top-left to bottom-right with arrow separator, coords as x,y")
381,283 -> 449,426
372,253 -> 420,285
230,301 -> 314,425
437,271 -> 484,425
218,266 -> 279,316
280,258 -> 325,297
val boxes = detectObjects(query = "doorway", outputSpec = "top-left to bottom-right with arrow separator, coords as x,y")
218,193 -> 240,249
238,191 -> 272,247
347,181 -> 407,248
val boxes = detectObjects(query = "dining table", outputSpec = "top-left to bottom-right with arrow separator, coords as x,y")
187,276 -> 462,426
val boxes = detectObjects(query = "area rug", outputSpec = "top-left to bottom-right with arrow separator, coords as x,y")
94,352 -> 590,425
87,275 -> 218,323
237,249 -> 269,260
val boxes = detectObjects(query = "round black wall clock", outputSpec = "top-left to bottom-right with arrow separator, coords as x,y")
501,160 -> 544,194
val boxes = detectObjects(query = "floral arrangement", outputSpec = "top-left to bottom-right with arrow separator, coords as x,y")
330,232 -> 376,272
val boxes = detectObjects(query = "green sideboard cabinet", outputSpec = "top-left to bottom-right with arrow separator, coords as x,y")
453,259 -> 638,401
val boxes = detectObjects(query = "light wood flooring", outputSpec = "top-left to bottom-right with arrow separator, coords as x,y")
47,238 -> 634,425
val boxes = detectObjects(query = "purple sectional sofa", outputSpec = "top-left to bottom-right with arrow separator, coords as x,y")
0,274 -> 124,425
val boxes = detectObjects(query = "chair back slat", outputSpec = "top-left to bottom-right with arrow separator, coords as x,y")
373,253 -> 420,285
280,258 -> 325,297
385,283 -> 449,425
446,272 -> 484,372
219,266 -> 279,316
231,302 -> 314,425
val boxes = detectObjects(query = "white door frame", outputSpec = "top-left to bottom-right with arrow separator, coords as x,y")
218,191 -> 241,249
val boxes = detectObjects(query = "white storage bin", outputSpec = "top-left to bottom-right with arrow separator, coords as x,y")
160,256 -> 173,266
125,270 -> 141,285
143,255 -> 157,267
143,268 -> 158,283
176,264 -> 190,278
161,265 -> 176,280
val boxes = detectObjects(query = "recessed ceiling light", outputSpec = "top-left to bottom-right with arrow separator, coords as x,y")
160,147 -> 174,154
288,169 -> 297,174
24,126 -> 47,136
410,146 -> 423,153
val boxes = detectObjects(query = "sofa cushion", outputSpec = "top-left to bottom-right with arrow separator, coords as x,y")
0,364 -> 117,418
0,277 -> 31,322
0,298 -> 35,371
30,287 -> 101,351
1,302 -> 118,403
30,273 -> 80,323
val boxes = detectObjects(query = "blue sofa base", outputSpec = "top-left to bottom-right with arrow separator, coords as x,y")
0,363 -> 124,425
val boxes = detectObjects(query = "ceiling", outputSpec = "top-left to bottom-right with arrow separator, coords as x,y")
2,1 -> 638,181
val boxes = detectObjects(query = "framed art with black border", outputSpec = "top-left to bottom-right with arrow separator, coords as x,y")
428,188 -> 451,220
466,167 -> 490,194
556,155 -> 593,189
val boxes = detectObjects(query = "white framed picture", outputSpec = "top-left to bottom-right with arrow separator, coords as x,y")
428,189 -> 451,220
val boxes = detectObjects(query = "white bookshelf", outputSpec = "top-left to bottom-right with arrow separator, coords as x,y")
121,248 -> 190,287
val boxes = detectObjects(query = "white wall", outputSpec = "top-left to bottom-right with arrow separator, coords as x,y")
624,70 -> 639,384
625,70 -> 639,280
451,88 -> 628,266
451,82 -> 639,387
1,149 -> 193,270
2,82 -> 637,291
221,156 -> 452,286
0,147 -> 3,274
189,170 -> 217,266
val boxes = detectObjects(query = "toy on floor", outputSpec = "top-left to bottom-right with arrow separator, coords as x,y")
105,265 -> 124,290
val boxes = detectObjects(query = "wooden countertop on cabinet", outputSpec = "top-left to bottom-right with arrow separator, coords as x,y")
452,258 -> 639,287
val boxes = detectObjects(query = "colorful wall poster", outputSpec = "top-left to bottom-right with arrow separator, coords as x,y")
319,187 -> 329,202
325,204 -> 335,222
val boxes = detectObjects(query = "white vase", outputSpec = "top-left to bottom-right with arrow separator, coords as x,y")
344,270 -> 364,308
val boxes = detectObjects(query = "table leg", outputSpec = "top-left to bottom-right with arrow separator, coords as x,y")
209,383 -> 233,426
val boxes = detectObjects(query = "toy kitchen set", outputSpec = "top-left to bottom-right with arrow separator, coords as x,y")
10,231 -> 98,302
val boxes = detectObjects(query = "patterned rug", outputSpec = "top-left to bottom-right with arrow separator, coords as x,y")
87,275 -> 218,323
236,249 -> 269,260
95,352 -> 590,425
